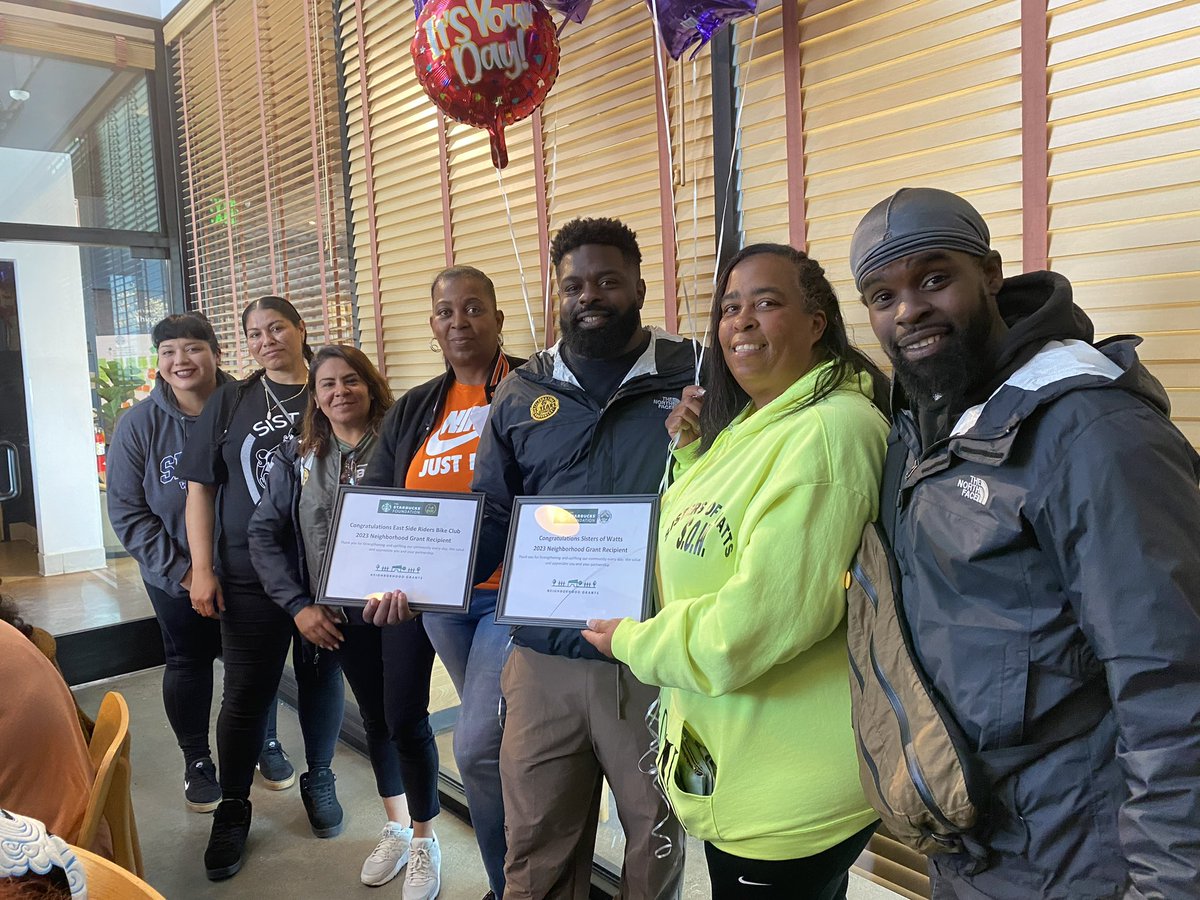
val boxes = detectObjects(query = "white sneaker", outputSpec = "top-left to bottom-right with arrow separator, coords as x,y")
360,823 -> 412,886
403,834 -> 441,900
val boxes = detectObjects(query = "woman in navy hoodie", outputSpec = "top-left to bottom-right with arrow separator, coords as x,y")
107,313 -> 266,813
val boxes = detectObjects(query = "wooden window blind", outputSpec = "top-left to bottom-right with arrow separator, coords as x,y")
171,0 -> 353,374
735,0 -> 790,247
337,0 -> 445,390
1045,0 -> 1200,446
733,0 -> 1024,359
0,2 -> 156,70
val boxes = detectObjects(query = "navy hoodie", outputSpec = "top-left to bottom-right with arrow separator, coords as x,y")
106,370 -> 234,597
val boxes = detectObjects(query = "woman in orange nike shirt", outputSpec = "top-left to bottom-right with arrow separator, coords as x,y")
362,266 -> 524,900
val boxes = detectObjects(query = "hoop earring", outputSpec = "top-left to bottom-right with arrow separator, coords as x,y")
497,333 -> 505,347
429,338 -> 441,353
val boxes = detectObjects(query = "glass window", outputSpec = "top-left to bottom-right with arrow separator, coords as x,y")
83,247 -> 171,493
0,50 -> 160,232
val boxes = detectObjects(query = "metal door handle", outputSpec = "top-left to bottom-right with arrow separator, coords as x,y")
0,440 -> 19,502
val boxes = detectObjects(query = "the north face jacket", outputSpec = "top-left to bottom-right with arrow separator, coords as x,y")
471,327 -> 699,661
887,273 -> 1200,898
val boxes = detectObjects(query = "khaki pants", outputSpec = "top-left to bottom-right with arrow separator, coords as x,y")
500,646 -> 685,899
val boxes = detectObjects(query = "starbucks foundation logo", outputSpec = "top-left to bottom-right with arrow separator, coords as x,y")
530,394 -> 559,422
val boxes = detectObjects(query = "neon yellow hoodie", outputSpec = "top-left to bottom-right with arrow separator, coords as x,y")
611,362 -> 887,861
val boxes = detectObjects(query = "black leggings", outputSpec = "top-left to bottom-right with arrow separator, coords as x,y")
380,617 -> 440,822
215,582 -> 344,798
704,822 -> 877,900
146,582 -> 221,764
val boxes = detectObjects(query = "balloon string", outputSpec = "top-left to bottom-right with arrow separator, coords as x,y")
689,56 -> 701,384
638,697 -> 675,860
495,163 -> 539,350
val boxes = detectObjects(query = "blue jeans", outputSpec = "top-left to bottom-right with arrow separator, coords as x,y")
422,588 -> 510,896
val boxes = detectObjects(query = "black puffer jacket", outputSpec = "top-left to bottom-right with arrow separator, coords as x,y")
363,351 -> 524,490
471,327 -> 699,661
887,272 -> 1200,898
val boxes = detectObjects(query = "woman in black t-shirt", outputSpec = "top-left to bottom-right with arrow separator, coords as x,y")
177,296 -> 345,881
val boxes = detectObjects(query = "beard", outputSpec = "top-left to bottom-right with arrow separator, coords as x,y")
560,303 -> 642,358
888,305 -> 995,408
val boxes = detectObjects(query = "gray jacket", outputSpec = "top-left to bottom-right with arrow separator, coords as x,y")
889,277 -> 1200,898
247,433 -> 377,618
106,371 -> 234,597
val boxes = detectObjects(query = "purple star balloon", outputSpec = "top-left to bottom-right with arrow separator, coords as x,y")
650,0 -> 755,59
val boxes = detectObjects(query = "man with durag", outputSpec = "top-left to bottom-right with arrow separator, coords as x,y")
852,186 -> 1200,898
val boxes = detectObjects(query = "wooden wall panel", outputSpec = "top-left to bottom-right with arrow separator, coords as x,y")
1046,0 -> 1200,443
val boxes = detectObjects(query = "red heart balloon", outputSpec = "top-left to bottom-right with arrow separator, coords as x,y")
411,0 -> 560,168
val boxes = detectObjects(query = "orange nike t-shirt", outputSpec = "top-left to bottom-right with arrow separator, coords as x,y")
407,380 -> 501,591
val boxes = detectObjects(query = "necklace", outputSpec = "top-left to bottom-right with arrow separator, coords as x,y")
263,378 -> 306,419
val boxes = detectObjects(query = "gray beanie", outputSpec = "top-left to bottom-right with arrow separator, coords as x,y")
849,187 -> 991,292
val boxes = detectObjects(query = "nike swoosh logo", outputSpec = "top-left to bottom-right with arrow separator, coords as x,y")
737,877 -> 771,886
424,429 -> 478,456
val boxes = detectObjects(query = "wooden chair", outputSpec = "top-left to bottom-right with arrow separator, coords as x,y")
77,691 -> 144,878
69,845 -> 164,900
852,826 -> 932,899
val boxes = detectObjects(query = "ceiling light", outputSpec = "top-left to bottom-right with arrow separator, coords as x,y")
9,89 -> 30,102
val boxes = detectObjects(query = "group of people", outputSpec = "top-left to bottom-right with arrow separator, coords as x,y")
99,188 -> 1199,900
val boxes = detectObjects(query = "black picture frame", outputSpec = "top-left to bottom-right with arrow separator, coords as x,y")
315,485 -> 485,613
495,494 -> 659,629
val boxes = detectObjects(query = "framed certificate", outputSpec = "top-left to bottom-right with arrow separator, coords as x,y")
315,486 -> 484,613
495,494 -> 659,628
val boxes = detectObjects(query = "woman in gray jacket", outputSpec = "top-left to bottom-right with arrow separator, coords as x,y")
248,344 -> 443,896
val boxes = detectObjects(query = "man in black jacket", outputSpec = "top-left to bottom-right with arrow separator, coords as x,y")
852,187 -> 1200,898
471,217 -> 691,899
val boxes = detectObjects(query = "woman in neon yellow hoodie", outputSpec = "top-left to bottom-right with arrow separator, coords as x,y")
583,244 -> 889,899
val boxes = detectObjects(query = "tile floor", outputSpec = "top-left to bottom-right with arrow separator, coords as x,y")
2,545 -> 152,635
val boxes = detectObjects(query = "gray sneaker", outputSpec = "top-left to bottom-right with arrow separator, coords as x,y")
360,823 -> 412,886
402,834 -> 441,900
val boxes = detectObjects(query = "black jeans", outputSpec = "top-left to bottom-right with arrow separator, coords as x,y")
704,822 -> 877,900
146,582 -> 222,764
216,582 -> 344,798
381,616 -> 440,821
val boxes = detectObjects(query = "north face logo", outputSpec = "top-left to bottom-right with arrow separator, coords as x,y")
958,475 -> 989,505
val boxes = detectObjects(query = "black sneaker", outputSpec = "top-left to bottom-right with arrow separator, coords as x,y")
204,798 -> 251,880
256,739 -> 295,790
299,767 -> 343,838
184,758 -> 221,813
